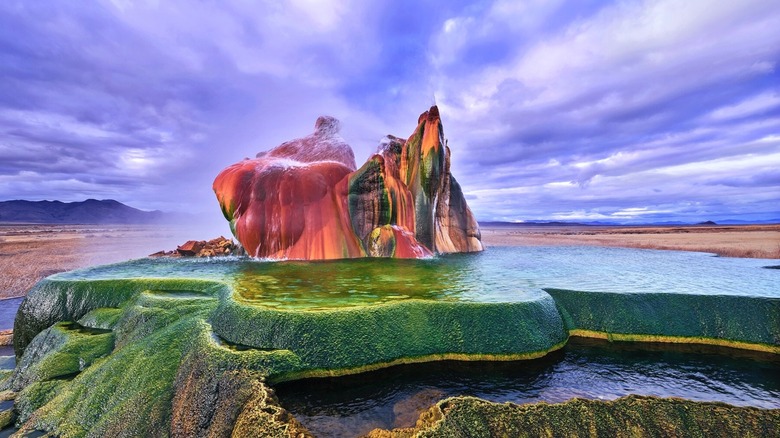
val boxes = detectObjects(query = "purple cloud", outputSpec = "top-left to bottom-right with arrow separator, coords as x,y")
0,0 -> 778,226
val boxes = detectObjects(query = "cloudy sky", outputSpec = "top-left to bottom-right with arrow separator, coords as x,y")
1,0 -> 778,226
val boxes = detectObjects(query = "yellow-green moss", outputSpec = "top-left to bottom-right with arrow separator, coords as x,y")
546,288 -> 780,347
270,340 -> 568,384
7,323 -> 114,391
212,297 -> 568,378
568,329 -> 780,354
368,395 -> 780,438
76,308 -> 123,330
0,408 -> 13,430
5,262 -> 778,436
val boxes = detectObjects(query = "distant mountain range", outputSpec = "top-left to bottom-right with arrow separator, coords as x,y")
0,199 -> 169,224
3,199 -> 777,226
479,219 -> 780,227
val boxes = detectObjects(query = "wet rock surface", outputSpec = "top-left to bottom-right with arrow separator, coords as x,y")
171,350 -> 310,438
3,246 -> 778,436
366,395 -> 780,438
213,106 -> 483,259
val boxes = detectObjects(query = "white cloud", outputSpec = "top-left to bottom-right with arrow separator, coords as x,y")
708,92 -> 780,121
102,0 -> 375,83
2,1 -> 779,223
550,210 -> 611,221
428,0 -> 780,222
436,0 -> 780,122
658,151 -> 780,178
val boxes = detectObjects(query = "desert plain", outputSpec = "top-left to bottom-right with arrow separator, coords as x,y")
2,222 -> 778,301
481,223 -> 780,259
0,224 -> 203,300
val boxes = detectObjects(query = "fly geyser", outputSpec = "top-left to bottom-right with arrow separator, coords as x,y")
213,106 -> 483,259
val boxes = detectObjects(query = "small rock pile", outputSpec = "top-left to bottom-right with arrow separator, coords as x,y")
0,329 -> 12,346
150,236 -> 244,258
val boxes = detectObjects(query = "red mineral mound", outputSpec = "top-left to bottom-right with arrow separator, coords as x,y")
213,106 -> 483,259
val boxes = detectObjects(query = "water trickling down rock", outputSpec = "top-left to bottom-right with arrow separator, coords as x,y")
213,106 -> 483,259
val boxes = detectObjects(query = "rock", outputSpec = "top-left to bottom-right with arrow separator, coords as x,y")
213,150 -> 358,260
171,350 -> 310,438
150,236 -> 243,258
0,391 -> 15,430
392,388 -> 447,428
213,106 -> 483,260
367,395 -> 780,438
263,115 -> 356,169
176,240 -> 204,256
401,106 -> 482,254
0,329 -> 12,346
545,289 -> 780,348
5,322 -> 113,392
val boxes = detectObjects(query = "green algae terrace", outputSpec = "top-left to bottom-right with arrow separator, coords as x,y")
12,245 -> 780,375
16,245 -> 780,362
3,246 -> 780,436
13,246 -> 780,359
47,246 -> 780,307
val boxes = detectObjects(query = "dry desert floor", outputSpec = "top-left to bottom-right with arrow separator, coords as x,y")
481,224 -> 780,259
2,223 -> 779,300
0,224 -> 207,300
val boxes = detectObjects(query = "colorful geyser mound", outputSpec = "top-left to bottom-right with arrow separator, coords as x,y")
213,106 -> 483,259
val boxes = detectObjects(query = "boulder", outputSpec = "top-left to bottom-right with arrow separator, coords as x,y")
0,329 -> 12,346
176,240 -> 204,256
150,236 -> 242,258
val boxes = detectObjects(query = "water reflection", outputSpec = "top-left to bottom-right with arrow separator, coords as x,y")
0,297 -> 23,331
275,338 -> 780,438
52,246 -> 780,309
231,254 -> 506,309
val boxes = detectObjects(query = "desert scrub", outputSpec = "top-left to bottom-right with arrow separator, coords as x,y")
0,237 -> 84,299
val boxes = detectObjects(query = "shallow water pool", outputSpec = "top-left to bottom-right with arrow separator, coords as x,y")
0,297 -> 23,330
50,246 -> 780,310
275,338 -> 780,437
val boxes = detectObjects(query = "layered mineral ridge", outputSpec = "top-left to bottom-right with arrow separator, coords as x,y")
4,251 -> 779,436
213,106 -> 483,259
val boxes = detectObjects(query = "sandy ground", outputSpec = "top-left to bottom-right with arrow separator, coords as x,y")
2,223 -> 778,300
480,224 -> 780,259
0,224 -> 217,299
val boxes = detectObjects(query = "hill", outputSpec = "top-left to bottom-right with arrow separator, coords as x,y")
0,199 -> 166,224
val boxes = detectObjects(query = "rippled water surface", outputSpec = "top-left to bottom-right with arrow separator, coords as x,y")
52,246 -> 779,309
0,297 -> 23,330
275,338 -> 780,438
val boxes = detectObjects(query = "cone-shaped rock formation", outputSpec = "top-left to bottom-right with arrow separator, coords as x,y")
213,106 -> 483,259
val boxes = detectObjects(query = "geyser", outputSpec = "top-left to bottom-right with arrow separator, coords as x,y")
213,106 -> 483,259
